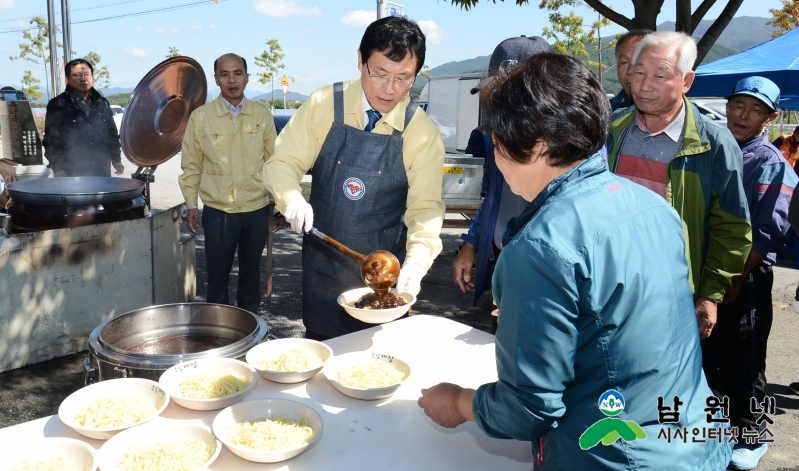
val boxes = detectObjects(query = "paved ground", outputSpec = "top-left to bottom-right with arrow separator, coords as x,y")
1,156 -> 797,470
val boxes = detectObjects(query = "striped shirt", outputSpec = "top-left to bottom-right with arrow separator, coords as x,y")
615,106 -> 685,199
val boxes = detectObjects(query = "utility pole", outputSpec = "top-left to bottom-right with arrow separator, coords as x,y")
46,0 -> 59,98
61,0 -> 72,64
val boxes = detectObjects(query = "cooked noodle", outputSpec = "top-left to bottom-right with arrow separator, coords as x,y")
176,371 -> 248,399
258,349 -> 322,372
114,439 -> 211,471
75,396 -> 156,429
8,458 -> 73,471
229,415 -> 315,451
335,360 -> 405,389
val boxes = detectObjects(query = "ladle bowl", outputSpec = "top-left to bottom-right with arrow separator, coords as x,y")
308,227 -> 400,295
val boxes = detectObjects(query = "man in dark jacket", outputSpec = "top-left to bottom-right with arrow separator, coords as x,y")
43,58 -> 123,177
608,29 -> 652,111
451,36 -> 553,332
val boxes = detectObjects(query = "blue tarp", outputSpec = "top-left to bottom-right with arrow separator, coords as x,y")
688,27 -> 799,110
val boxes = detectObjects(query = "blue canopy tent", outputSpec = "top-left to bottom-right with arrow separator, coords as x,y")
688,27 -> 799,110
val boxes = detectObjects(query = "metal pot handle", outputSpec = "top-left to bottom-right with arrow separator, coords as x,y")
83,358 -> 97,386
113,366 -> 129,379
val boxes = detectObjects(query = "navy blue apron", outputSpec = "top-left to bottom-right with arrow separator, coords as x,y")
302,82 -> 417,337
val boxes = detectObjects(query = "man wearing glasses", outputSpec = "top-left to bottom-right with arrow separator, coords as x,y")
265,16 -> 445,340
43,58 -> 124,177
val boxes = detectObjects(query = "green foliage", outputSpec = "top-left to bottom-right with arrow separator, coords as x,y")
105,93 -> 132,107
254,39 -> 286,103
10,17 -> 55,98
257,99 -> 302,110
22,70 -> 43,101
84,51 -> 111,89
167,47 -> 180,58
767,0 -> 799,37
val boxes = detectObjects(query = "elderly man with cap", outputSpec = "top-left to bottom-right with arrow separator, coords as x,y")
608,29 -> 652,111
606,31 -> 752,342
451,36 -> 553,329
701,76 -> 797,470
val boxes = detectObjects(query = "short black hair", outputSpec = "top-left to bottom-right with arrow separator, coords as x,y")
614,29 -> 654,56
214,54 -> 247,74
482,53 -> 609,167
359,16 -> 426,75
65,58 -> 93,77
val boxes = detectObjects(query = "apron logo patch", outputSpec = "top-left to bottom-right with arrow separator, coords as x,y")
343,177 -> 365,200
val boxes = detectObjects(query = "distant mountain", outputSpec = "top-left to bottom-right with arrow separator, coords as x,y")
412,16 -> 775,98
658,16 -> 777,53
251,91 -> 308,102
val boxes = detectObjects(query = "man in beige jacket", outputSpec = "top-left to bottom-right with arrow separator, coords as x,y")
179,53 -> 277,314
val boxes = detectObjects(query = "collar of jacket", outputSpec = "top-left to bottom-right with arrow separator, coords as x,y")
503,152 -> 607,244
65,84 -> 102,107
213,95 -> 253,117
608,96 -> 711,166
739,133 -> 769,155
346,78 -> 411,133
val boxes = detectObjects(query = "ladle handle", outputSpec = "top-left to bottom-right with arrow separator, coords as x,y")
308,227 -> 367,263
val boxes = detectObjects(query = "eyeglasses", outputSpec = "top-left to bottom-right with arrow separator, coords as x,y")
365,63 -> 414,90
70,73 -> 92,79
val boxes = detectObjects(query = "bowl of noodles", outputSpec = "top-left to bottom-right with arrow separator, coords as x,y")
337,287 -> 416,324
323,352 -> 411,400
2,437 -> 96,471
212,398 -> 323,463
245,338 -> 333,384
58,377 -> 170,440
158,357 -> 258,411
97,419 -> 221,471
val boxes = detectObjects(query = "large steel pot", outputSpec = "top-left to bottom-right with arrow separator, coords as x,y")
84,303 -> 268,384
7,177 -> 145,205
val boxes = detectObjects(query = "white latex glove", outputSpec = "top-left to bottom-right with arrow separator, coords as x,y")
284,201 -> 314,234
396,262 -> 426,297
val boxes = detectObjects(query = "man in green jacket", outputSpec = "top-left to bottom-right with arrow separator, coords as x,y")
606,31 -> 751,341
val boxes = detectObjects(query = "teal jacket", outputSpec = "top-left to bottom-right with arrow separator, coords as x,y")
606,99 -> 752,302
472,154 -> 731,470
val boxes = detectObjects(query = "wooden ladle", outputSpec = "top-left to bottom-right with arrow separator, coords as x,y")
308,227 -> 400,297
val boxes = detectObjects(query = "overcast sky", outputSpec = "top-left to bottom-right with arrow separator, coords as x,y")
0,0 -> 785,97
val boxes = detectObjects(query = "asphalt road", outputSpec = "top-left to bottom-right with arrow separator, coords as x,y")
0,155 -> 797,470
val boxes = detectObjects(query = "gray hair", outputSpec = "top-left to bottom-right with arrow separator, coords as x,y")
632,31 -> 697,77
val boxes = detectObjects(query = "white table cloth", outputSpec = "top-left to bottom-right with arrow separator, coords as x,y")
0,315 -> 534,470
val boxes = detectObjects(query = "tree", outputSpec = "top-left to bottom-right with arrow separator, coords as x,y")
254,39 -> 286,105
767,0 -> 799,37
9,16 -> 56,100
22,70 -> 43,101
167,47 -> 181,58
84,52 -> 111,89
420,64 -> 432,80
448,0 -> 746,68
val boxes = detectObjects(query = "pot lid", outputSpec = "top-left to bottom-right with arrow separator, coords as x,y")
120,56 -> 207,167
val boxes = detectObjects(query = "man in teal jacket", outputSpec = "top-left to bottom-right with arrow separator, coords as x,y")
606,31 -> 751,340
420,52 -> 731,471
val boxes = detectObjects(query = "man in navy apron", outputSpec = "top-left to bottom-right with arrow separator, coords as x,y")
265,16 -> 446,340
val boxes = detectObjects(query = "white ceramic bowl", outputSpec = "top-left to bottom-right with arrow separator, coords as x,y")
97,420 -> 221,471
323,351 -> 411,400
58,378 -> 169,440
1,437 -> 96,471
337,287 -> 416,324
245,338 -> 333,384
212,398 -> 323,463
158,357 -> 257,411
